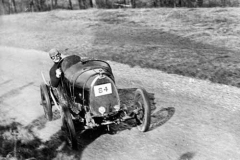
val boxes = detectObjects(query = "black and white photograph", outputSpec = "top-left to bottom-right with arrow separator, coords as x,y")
1,0 -> 240,159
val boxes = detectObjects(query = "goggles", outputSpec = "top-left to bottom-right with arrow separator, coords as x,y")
51,52 -> 61,60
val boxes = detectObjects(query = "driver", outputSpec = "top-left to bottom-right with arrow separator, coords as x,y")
48,48 -> 82,118
48,48 -> 68,112
49,48 -> 63,87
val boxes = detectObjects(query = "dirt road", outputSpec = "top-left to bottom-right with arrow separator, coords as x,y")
1,46 -> 240,160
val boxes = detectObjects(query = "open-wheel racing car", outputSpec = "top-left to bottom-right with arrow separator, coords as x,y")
40,55 -> 151,150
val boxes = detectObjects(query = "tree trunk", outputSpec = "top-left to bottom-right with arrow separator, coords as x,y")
221,0 -> 226,6
197,0 -> 203,7
78,0 -> 87,9
83,0 -> 87,8
8,0 -> 11,14
131,0 -> 136,8
8,0 -> 16,13
11,0 -> 17,13
68,0 -> 73,9
35,0 -> 41,11
158,0 -> 162,7
78,0 -> 81,9
91,0 -> 97,8
1,0 -> 6,14
50,0 -> 53,9
29,0 -> 34,12
173,0 -> 176,7
153,0 -> 159,7
179,0 -> 182,7
89,0 -> 92,7
55,0 -> 58,6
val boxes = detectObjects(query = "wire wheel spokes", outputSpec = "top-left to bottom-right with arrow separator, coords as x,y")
40,83 -> 52,121
134,88 -> 151,132
63,108 -> 78,150
64,119 -> 74,147
135,100 -> 145,125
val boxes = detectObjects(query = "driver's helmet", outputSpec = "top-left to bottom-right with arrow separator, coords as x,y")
48,48 -> 62,62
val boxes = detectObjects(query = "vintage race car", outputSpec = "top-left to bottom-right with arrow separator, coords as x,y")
40,55 -> 151,150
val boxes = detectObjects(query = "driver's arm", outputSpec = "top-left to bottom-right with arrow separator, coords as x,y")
50,67 -> 61,88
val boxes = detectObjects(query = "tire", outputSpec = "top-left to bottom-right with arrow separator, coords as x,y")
63,107 -> 78,150
133,88 -> 151,132
40,83 -> 53,121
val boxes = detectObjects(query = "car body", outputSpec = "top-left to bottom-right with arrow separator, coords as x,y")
40,55 -> 151,149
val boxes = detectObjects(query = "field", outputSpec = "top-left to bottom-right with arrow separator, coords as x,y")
1,8 -> 240,88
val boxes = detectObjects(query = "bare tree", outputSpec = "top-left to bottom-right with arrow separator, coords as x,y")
54,0 -> 58,6
78,0 -> 87,9
12,0 -> 16,12
78,0 -> 81,8
153,0 -> 160,7
105,0 -> 108,8
89,0 -> 92,7
50,0 -> 53,9
197,0 -> 203,7
34,0 -> 41,11
8,0 -> 17,13
1,0 -> 7,14
68,0 -> 73,9
221,0 -> 226,6
29,0 -> 34,12
131,0 -> 135,8
90,0 -> 97,8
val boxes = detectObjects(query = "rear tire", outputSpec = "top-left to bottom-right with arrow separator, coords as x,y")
40,83 -> 53,121
63,107 -> 78,150
133,88 -> 151,132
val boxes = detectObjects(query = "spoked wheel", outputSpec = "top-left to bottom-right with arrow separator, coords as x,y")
40,83 -> 52,121
133,88 -> 151,132
62,107 -> 78,150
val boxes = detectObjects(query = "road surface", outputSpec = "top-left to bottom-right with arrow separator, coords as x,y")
1,46 -> 240,160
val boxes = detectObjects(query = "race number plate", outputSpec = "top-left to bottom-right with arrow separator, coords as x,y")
94,83 -> 112,97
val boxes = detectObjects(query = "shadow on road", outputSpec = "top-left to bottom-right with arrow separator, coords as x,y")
149,107 -> 175,131
179,152 -> 196,160
77,126 -> 108,148
0,119 -> 58,160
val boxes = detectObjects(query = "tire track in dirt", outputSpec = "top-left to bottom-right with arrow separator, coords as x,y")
0,82 -> 34,102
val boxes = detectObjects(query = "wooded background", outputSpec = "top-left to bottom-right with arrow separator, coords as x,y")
0,0 -> 240,15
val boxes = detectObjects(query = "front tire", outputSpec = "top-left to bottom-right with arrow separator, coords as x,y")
62,107 -> 78,150
40,83 -> 53,121
133,88 -> 151,132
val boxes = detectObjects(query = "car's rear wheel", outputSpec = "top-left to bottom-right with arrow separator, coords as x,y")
40,83 -> 52,121
133,88 -> 151,132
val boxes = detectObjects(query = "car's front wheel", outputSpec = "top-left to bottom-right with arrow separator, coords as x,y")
133,88 -> 151,132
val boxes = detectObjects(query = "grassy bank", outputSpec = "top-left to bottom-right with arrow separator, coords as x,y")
0,8 -> 240,87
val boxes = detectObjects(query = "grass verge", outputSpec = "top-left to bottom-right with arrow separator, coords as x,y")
0,8 -> 240,88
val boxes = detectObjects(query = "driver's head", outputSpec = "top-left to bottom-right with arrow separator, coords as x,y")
49,48 -> 62,63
